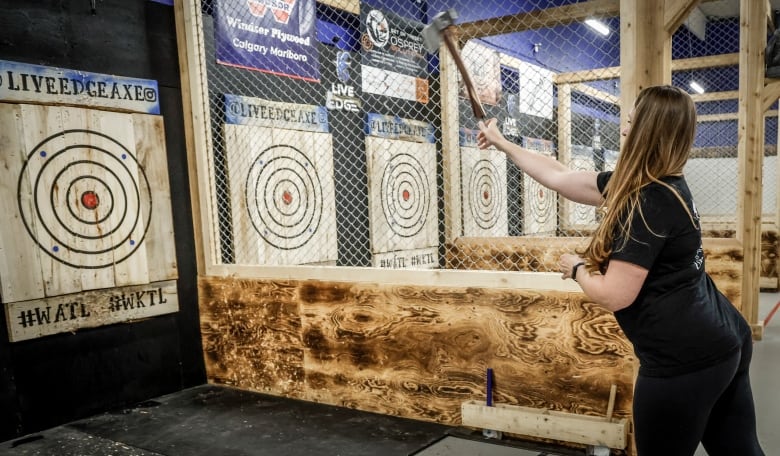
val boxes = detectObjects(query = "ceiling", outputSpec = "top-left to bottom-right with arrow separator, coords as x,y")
699,0 -> 780,18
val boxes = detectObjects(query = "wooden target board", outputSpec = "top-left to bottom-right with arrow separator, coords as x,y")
365,118 -> 438,268
522,137 -> 557,235
0,103 -> 178,341
460,129 -> 508,237
562,146 -> 597,230
224,124 -> 337,266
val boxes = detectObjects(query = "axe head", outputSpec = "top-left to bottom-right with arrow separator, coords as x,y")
422,8 -> 458,53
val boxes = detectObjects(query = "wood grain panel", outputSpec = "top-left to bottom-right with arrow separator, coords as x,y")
702,228 -> 778,288
445,236 -> 743,310
0,104 -> 176,303
199,276 -> 635,428
199,278 -> 305,398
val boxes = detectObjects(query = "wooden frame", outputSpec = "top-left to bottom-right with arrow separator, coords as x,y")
461,400 -> 628,449
174,0 -> 773,314
738,0 -> 770,337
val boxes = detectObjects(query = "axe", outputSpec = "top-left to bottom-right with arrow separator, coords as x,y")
422,9 -> 486,120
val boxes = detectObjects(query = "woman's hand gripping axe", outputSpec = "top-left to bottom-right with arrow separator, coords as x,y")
422,9 -> 486,120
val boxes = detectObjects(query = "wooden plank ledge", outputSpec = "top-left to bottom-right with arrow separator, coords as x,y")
461,400 -> 628,449
752,322 -> 764,341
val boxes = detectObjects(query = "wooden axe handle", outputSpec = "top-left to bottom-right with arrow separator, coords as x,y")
441,28 -> 486,120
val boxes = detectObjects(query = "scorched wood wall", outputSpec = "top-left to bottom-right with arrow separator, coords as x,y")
200,277 -> 635,426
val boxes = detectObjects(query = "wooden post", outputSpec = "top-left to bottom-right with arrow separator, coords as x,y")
557,84 -> 572,168
619,0 -> 671,127
738,0 -> 769,339
558,83 -> 574,229
441,35 -> 464,242
174,0 -> 219,273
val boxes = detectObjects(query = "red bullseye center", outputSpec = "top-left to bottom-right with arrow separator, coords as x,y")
483,190 -> 490,200
81,191 -> 99,210
282,190 -> 293,205
402,190 -> 410,201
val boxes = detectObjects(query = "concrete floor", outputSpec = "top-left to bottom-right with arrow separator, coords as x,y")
1,292 -> 778,456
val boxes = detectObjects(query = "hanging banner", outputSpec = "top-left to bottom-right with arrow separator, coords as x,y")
360,8 -> 428,103
214,0 -> 320,82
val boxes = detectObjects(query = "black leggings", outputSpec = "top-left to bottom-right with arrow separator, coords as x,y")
633,340 -> 764,456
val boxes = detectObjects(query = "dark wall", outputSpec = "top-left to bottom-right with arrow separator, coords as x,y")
0,0 -> 205,441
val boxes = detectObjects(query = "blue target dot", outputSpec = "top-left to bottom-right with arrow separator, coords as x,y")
39,151 -> 47,158
52,246 -> 59,252
129,240 -> 136,246
121,154 -> 127,160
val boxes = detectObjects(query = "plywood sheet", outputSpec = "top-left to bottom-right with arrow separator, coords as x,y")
366,136 -> 438,266
562,153 -> 597,231
0,104 -> 176,302
224,124 -> 337,266
521,138 -> 556,236
461,146 -> 508,237
199,277 -> 305,397
199,276 -> 635,427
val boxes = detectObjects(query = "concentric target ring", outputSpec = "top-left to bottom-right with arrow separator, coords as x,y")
380,153 -> 430,238
246,145 -> 322,250
17,130 -> 152,269
65,176 -> 115,226
53,159 -> 127,238
469,159 -> 504,230
529,179 -> 554,227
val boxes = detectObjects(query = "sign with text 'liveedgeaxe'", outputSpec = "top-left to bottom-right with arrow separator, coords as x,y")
0,60 -> 160,114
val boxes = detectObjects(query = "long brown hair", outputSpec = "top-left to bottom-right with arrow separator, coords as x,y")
583,85 -> 697,270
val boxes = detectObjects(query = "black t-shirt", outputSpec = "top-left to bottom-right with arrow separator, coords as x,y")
597,171 -> 750,377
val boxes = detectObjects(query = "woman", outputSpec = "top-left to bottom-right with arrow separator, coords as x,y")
477,85 -> 764,455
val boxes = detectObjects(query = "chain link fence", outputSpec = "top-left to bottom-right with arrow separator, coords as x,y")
194,0 -> 776,272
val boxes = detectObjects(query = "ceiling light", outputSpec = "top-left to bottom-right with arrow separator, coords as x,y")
585,19 -> 610,36
689,80 -> 705,94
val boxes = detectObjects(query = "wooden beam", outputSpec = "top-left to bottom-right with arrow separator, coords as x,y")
737,0 -> 768,331
206,264 -> 583,291
665,0 -> 702,34
698,113 -> 738,122
554,54 -> 738,85
440,40 -> 463,243
671,53 -> 739,70
453,0 -> 620,44
175,0 -> 218,273
317,0 -> 358,15
691,90 -> 739,102
554,67 -> 620,85
461,401 -> 628,449
572,83 -> 620,104
621,0 -> 671,140
558,84 -> 572,166
697,110 -> 777,123
762,79 -> 780,112
558,84 -> 575,231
